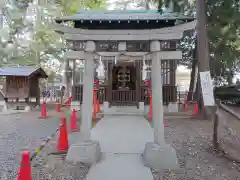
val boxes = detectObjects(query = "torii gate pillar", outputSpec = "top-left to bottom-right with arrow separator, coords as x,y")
142,40 -> 179,170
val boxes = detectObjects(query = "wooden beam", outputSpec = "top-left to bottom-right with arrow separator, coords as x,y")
64,32 -> 183,41
65,51 -> 182,60
65,51 -> 84,59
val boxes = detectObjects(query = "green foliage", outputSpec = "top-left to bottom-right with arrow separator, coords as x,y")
156,0 -> 193,13
157,0 -> 240,84
207,0 -> 240,81
0,0 -> 106,71
58,0 -> 107,15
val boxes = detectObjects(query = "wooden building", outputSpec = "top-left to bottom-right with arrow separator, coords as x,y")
55,10 -> 195,106
72,58 -> 177,105
0,66 -> 48,107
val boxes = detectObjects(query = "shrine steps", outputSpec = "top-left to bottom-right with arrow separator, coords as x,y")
102,106 -> 145,116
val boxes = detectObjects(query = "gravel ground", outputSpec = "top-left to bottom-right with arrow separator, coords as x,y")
0,110 -> 60,179
30,112 -> 102,180
31,133 -> 89,180
153,111 -> 240,180
6,107 -> 240,180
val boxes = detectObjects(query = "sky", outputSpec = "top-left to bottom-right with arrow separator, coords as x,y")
107,0 -> 156,10
108,0 -> 139,10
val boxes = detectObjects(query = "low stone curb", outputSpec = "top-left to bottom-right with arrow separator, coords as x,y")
0,110 -> 27,115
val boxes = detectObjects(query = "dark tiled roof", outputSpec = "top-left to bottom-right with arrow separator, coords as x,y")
0,66 -> 48,78
55,9 -> 194,22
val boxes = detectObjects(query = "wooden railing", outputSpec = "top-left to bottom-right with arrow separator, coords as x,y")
140,86 -> 149,104
140,85 -> 177,105
72,84 -> 107,103
213,100 -> 240,162
111,90 -> 137,106
73,84 -> 177,105
163,85 -> 177,104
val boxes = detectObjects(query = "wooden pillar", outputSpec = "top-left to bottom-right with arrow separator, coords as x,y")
107,61 -> 113,104
36,78 -> 40,105
72,60 -> 76,100
102,58 -> 108,83
64,59 -> 70,98
135,60 -> 140,104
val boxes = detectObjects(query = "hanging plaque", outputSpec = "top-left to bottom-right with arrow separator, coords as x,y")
160,40 -> 179,51
74,41 -> 86,51
96,41 -> 118,52
66,41 -> 86,51
126,41 -> 150,52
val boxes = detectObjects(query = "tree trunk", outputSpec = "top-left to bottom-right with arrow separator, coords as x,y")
72,60 -> 76,100
145,0 -> 150,10
196,0 -> 211,118
187,39 -> 198,101
227,70 -> 233,85
195,71 -> 203,111
187,58 -> 197,101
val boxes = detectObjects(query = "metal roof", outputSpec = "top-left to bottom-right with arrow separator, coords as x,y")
0,66 -> 48,78
55,9 -> 195,22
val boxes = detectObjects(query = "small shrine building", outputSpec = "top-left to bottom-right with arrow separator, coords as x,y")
54,9 -> 196,170
54,10 -> 196,107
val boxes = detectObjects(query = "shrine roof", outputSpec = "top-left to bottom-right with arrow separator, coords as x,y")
55,9 -> 194,22
0,66 -> 48,78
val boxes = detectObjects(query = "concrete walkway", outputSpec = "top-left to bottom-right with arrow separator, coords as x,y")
86,115 -> 154,180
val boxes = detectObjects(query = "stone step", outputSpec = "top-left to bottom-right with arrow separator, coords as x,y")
102,112 -> 145,116
164,115 -> 194,120
164,111 -> 193,116
104,106 -> 144,115
103,110 -> 193,116
102,105 -> 194,117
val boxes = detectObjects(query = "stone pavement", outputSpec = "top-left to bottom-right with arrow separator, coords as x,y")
0,110 -> 60,179
87,115 -> 154,180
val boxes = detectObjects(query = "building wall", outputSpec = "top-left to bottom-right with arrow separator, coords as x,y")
76,59 -> 175,85
6,76 -> 29,98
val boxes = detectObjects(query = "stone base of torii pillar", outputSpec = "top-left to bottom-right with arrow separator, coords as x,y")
142,41 -> 179,170
142,142 -> 179,170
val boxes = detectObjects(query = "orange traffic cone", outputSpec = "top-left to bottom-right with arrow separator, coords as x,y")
17,151 -> 32,180
96,100 -> 100,113
93,91 -> 97,121
56,102 -> 60,113
40,103 -> 47,118
93,105 -> 97,121
57,116 -> 69,151
70,109 -> 79,132
193,103 -> 199,115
